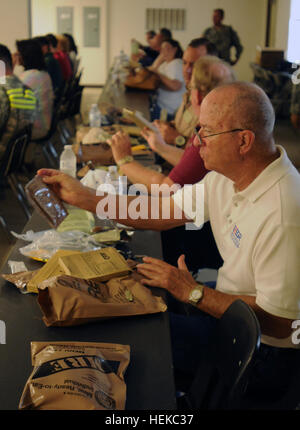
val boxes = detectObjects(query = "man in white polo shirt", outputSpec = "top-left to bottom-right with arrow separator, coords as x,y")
38,82 -> 300,403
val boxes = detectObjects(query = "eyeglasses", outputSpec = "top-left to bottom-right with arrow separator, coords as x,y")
194,127 -> 246,145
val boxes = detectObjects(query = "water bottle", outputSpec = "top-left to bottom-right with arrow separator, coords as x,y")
104,166 -> 120,194
59,145 -> 77,178
89,104 -> 102,127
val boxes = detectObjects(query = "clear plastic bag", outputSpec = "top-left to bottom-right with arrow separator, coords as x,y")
12,230 -> 102,261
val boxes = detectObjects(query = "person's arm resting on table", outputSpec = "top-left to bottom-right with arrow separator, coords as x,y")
137,255 -> 294,339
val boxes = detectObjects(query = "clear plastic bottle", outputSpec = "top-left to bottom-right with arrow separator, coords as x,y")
104,166 -> 119,194
89,104 -> 102,127
59,145 -> 77,178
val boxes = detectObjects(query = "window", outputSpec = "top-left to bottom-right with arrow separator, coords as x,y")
287,0 -> 300,62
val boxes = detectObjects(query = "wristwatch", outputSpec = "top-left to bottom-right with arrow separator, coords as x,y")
117,155 -> 134,167
175,135 -> 186,147
188,284 -> 204,306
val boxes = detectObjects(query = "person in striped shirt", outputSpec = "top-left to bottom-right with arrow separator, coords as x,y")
0,44 -> 36,160
14,39 -> 54,140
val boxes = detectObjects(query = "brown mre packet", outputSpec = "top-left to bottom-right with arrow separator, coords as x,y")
19,341 -> 130,410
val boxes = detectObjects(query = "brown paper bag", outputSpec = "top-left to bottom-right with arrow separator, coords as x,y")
19,341 -> 130,410
73,141 -> 114,165
37,273 -> 167,327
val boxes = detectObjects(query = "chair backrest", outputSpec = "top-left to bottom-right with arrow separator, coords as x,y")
186,299 -> 261,410
0,125 -> 32,178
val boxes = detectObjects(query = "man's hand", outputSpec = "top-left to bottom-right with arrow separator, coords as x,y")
37,169 -> 96,212
140,127 -> 167,153
152,120 -> 180,145
137,254 -> 198,303
108,131 -> 132,164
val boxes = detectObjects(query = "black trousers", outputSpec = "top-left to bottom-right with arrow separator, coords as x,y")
161,222 -> 223,272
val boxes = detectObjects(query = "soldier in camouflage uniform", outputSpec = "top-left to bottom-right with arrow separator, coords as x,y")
203,8 -> 243,66
0,44 -> 36,160
291,77 -> 300,129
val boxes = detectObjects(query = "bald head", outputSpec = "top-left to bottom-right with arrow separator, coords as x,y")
204,82 -> 275,143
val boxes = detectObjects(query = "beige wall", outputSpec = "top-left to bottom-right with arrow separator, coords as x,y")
272,0 -> 291,55
1,0 -> 290,84
0,0 -> 29,53
108,0 -> 268,82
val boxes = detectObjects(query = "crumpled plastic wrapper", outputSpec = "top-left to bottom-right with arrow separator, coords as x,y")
2,269 -> 39,294
82,127 -> 112,145
11,230 -> 102,261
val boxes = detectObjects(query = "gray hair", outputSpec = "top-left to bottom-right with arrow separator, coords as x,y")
192,55 -> 236,96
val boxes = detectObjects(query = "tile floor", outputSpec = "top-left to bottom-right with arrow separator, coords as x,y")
0,87 -> 299,272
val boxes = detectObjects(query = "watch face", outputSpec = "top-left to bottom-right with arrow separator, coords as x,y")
175,136 -> 185,147
191,290 -> 202,300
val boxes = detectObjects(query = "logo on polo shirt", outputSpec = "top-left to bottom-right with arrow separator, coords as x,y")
231,224 -> 242,248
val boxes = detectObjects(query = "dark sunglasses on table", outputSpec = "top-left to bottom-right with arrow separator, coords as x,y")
194,126 -> 246,145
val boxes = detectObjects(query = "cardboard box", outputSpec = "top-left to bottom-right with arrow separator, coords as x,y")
255,47 -> 284,69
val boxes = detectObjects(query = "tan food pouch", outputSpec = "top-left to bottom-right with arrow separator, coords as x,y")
37,273 -> 167,326
19,341 -> 130,410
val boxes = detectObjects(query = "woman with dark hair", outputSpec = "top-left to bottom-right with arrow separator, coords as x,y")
62,33 -> 79,74
148,39 -> 185,121
63,33 -> 78,55
15,38 -> 54,139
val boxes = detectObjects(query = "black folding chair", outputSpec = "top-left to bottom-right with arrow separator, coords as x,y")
179,299 -> 261,410
0,125 -> 33,219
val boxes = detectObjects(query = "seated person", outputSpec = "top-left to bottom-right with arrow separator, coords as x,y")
153,38 -> 218,147
38,81 -> 300,401
290,77 -> 300,129
136,28 -> 172,68
148,39 -> 186,122
63,33 -> 79,74
0,43 -> 36,160
131,30 -> 157,65
45,33 -> 73,81
34,36 -> 63,97
15,38 -> 54,140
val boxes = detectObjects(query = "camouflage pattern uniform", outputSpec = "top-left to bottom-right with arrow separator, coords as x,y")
203,25 -> 243,65
291,82 -> 300,115
0,74 -> 36,159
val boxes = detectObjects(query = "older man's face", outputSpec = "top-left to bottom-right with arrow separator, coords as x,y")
183,46 -> 207,86
194,89 -> 241,173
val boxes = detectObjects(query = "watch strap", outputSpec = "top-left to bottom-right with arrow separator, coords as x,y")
117,155 -> 134,167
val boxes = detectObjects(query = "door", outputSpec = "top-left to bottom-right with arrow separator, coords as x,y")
31,0 -> 108,85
